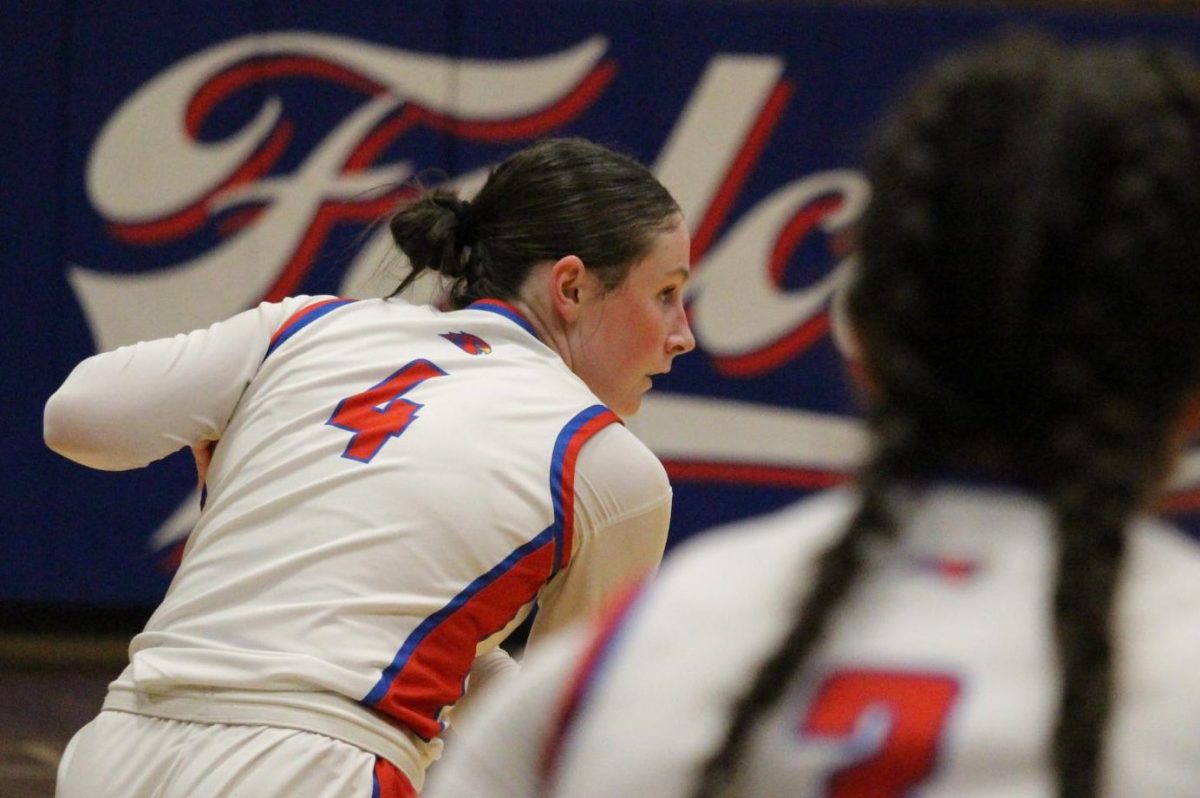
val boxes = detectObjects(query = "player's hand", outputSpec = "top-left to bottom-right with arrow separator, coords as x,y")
192,441 -> 217,488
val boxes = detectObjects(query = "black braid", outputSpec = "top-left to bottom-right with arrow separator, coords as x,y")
1041,48 -> 1200,791
1047,413 -> 1134,798
691,35 -> 1200,798
691,39 -> 967,798
690,427 -> 907,798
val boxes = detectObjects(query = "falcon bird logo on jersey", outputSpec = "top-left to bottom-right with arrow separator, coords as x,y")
441,331 -> 492,355
911,554 -> 981,583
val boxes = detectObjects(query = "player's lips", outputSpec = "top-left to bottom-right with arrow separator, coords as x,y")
644,368 -> 670,391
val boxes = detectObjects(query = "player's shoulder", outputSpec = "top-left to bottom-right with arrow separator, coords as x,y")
1114,516 -> 1200,701
269,293 -> 343,315
1124,515 -> 1200,617
672,488 -> 856,567
258,294 -> 376,333
645,489 -> 857,617
580,491 -> 858,706
575,422 -> 671,509
1110,516 -> 1200,773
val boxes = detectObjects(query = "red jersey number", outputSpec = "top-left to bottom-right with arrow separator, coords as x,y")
799,669 -> 960,797
328,359 -> 448,463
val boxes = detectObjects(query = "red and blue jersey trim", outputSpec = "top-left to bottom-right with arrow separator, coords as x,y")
371,758 -> 417,798
264,297 -> 354,359
362,524 -> 558,739
467,298 -> 539,340
361,404 -> 620,741
549,405 -> 621,576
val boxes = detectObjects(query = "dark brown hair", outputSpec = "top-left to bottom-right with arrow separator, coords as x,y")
388,138 -> 681,309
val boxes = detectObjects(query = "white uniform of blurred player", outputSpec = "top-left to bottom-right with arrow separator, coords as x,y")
425,485 -> 1200,797
44,138 -> 695,797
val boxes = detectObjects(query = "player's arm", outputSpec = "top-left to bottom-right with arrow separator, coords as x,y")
425,625 -> 591,798
44,296 -> 326,470
524,425 -> 671,649
448,646 -> 521,730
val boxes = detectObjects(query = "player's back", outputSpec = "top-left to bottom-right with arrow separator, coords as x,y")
548,484 -> 1200,797
122,297 -> 615,725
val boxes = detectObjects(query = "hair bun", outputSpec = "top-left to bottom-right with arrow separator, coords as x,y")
389,190 -> 479,280
431,194 -> 477,250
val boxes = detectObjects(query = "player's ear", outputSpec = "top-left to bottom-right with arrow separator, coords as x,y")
549,255 -> 588,322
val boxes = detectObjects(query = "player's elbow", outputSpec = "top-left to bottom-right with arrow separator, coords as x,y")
43,385 -> 128,470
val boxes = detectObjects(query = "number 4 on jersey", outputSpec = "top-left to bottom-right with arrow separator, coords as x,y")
327,359 -> 447,463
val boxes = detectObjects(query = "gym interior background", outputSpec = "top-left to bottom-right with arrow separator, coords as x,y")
5,1 -> 1200,795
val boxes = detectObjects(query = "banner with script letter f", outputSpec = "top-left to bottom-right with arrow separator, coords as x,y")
7,0 -> 1200,605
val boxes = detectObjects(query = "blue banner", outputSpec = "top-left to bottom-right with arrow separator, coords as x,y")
7,1 -> 1200,605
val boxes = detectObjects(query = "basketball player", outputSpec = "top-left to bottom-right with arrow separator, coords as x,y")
45,138 -> 694,797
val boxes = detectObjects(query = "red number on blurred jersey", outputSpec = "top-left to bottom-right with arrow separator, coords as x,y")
327,359 -> 448,463
799,669 -> 960,797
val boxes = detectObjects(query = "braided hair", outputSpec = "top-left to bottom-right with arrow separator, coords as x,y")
387,138 -> 680,309
692,35 -> 1200,798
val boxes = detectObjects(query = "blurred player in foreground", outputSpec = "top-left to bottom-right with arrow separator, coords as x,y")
424,36 -> 1200,798
44,137 -> 694,797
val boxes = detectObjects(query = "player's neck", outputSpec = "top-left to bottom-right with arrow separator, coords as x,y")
507,293 -> 572,366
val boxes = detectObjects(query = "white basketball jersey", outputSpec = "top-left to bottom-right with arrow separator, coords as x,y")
426,484 -> 1200,798
45,294 -> 672,785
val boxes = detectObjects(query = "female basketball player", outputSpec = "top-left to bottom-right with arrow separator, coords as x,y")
46,137 -> 694,797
